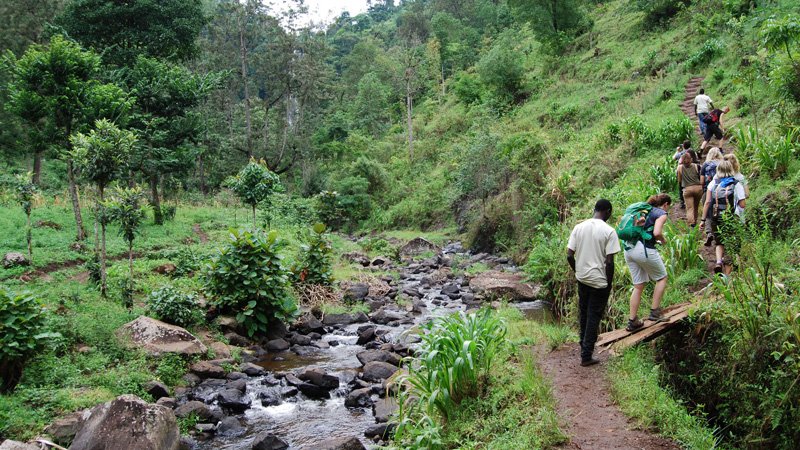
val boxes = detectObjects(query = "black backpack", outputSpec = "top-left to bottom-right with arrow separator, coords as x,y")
703,110 -> 721,124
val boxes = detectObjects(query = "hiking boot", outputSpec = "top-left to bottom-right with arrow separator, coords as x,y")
580,358 -> 600,367
713,263 -> 723,274
648,308 -> 668,322
626,318 -> 644,332
704,233 -> 715,247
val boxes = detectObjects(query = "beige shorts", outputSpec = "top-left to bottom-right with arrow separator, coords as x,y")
624,241 -> 667,285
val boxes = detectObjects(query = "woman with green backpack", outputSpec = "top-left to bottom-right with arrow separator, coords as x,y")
619,194 -> 672,331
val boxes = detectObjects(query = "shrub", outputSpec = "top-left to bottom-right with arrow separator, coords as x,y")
452,71 -> 483,105
330,176 -> 372,230
650,156 -> 679,194
754,129 -> 797,179
524,231 -> 574,317
476,33 -> 525,103
395,309 -> 507,448
225,159 -> 283,227
147,284 -> 202,328
662,222 -> 704,281
292,224 -> 334,286
0,290 -> 60,392
203,228 -> 298,336
685,39 -> 725,68
316,190 -> 344,230
636,0 -> 691,26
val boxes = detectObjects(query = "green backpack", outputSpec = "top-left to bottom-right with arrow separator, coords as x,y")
617,202 -> 653,251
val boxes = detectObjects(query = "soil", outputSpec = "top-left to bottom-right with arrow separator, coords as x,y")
539,343 -> 680,450
192,223 -> 209,243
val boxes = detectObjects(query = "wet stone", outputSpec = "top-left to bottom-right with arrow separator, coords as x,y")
373,397 -> 399,423
241,363 -> 266,376
298,368 -> 340,390
364,423 -> 396,440
144,380 -> 169,400
291,345 -> 320,356
226,371 -> 248,381
313,436 -> 366,450
174,401 -> 214,421
226,378 -> 247,393
281,386 -> 299,398
224,332 -> 251,347
362,361 -> 398,382
356,326 -> 376,345
284,373 -> 303,386
156,397 -> 177,409
289,334 -> 312,346
259,390 -> 282,407
252,432 -> 289,450
344,387 -> 373,408
217,416 -> 246,437
217,388 -> 251,412
265,339 -> 290,352
190,361 -> 226,379
298,382 -> 331,399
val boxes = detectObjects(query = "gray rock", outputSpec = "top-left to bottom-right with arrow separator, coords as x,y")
0,441 -> 38,450
259,390 -> 282,406
190,361 -> 226,379
370,256 -> 389,266
43,409 -> 89,445
240,362 -> 265,376
369,308 -> 406,325
216,416 -> 246,437
224,332 -> 251,347
281,386 -> 299,397
373,397 -> 399,423
345,283 -> 370,301
2,252 -> 28,268
364,423 -> 396,440
179,436 -> 197,450
174,401 -> 214,421
356,350 -> 401,366
70,395 -> 180,450
312,436 -> 366,450
156,397 -> 177,409
118,316 -> 207,356
290,345 -> 319,356
322,313 -> 356,326
226,378 -> 247,393
265,339 -> 290,352
344,387 -> 373,408
399,237 -> 439,256
293,316 -> 325,334
469,271 -> 541,301
217,388 -> 251,412
361,361 -> 398,382
284,373 -> 303,386
313,340 -> 330,349
215,316 -> 238,330
252,432 -> 289,450
298,368 -> 339,390
356,326 -> 376,345
289,334 -> 312,346
227,371 -> 248,381
182,373 -> 201,386
145,380 -> 169,400
297,382 -> 331,399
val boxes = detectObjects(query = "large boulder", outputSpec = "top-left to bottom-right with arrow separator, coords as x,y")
468,271 -> 541,301
44,409 -> 89,445
344,387 -> 373,408
344,283 -> 370,302
356,350 -> 401,366
2,252 -> 28,268
174,401 -> 214,421
399,237 -> 439,256
0,441 -> 38,450
361,361 -> 398,382
311,436 -> 366,450
118,316 -> 207,356
190,361 -> 226,379
298,368 -> 339,390
70,395 -> 180,450
217,388 -> 251,412
252,432 -> 289,450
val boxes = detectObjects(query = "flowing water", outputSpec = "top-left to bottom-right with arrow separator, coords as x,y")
195,243 -> 552,449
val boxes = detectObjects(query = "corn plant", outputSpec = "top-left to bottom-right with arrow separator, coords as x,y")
650,156 -> 679,194
663,222 -> 704,280
394,309 -> 506,448
754,129 -> 797,179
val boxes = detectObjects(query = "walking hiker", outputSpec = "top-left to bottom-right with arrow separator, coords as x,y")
693,88 -> 713,135
567,199 -> 621,367
700,147 -> 723,204
700,106 -> 730,151
673,140 -> 699,209
702,160 -> 746,275
677,152 -> 703,227
619,194 -> 672,332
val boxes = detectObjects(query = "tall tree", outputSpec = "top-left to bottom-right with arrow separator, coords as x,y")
8,35 -> 133,241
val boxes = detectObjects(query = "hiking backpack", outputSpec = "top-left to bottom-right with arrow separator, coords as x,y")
617,202 -> 653,250
703,109 -> 721,124
711,177 -> 737,218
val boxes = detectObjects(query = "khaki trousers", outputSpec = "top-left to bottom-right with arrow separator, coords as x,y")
683,184 -> 703,225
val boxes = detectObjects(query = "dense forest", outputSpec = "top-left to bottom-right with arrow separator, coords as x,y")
1,0 -> 800,449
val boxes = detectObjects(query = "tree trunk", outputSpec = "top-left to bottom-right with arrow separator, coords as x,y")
150,173 -> 163,225
32,150 -> 42,185
238,14 -> 252,158
99,185 -> 107,297
66,160 -> 86,241
25,212 -> 32,264
198,153 -> 207,196
252,205 -> 257,228
406,87 -> 414,161
129,242 -> 134,282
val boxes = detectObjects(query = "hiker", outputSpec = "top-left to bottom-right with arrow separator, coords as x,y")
700,106 -> 730,151
723,153 -> 749,197
701,160 -> 746,274
700,147 -> 723,204
567,199 -> 621,367
677,152 -> 703,227
621,194 -> 672,332
673,140 -> 699,209
693,88 -> 713,135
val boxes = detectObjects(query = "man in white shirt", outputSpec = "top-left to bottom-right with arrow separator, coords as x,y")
567,199 -> 621,366
693,88 -> 714,135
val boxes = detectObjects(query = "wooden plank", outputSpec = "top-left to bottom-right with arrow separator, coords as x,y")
596,302 -> 690,348
607,308 -> 690,356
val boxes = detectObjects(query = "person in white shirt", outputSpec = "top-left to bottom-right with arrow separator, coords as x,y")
701,160 -> 746,275
567,199 -> 621,367
693,88 -> 713,135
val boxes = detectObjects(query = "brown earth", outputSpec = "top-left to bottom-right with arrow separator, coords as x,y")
539,344 -> 680,450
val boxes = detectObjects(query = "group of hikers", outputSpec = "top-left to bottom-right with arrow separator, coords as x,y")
566,88 -> 746,366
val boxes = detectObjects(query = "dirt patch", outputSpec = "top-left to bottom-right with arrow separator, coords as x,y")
192,223 -> 209,243
69,271 -> 91,283
539,343 -> 680,450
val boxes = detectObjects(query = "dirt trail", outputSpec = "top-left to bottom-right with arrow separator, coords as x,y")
540,344 -> 680,450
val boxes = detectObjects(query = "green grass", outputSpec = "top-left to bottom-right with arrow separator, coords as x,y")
607,346 -> 722,450
320,301 -> 370,315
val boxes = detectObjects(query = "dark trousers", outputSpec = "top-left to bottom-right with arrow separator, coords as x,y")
578,281 -> 610,361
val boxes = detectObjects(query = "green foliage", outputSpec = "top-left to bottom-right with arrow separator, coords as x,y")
685,39 -> 725,68
662,222 -> 704,281
70,120 -> 138,191
0,290 -> 60,392
293,224 -> 334,286
105,187 -> 147,250
315,191 -> 344,230
760,14 -> 800,63
452,71 -> 483,105
203,228 -> 298,336
146,284 -> 202,328
476,32 -> 525,103
753,129 -> 798,179
395,309 -> 507,448
225,160 -> 283,226
650,156 -> 679,194
14,172 -> 36,262
524,232 -> 573,316
509,0 -> 593,50
635,0 -> 691,26
329,176 -> 372,230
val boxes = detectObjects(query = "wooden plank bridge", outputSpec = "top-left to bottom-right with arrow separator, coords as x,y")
596,302 -> 692,356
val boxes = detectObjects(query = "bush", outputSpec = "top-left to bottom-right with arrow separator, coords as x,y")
203,228 -> 298,336
292,224 -> 334,286
0,290 -> 60,392
147,284 -> 203,328
330,175 -> 372,230
754,129 -> 797,179
636,0 -> 691,26
316,190 -> 344,230
476,33 -> 525,103
685,39 -> 725,68
452,71 -> 483,105
395,309 -> 507,448
650,156 -> 679,194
